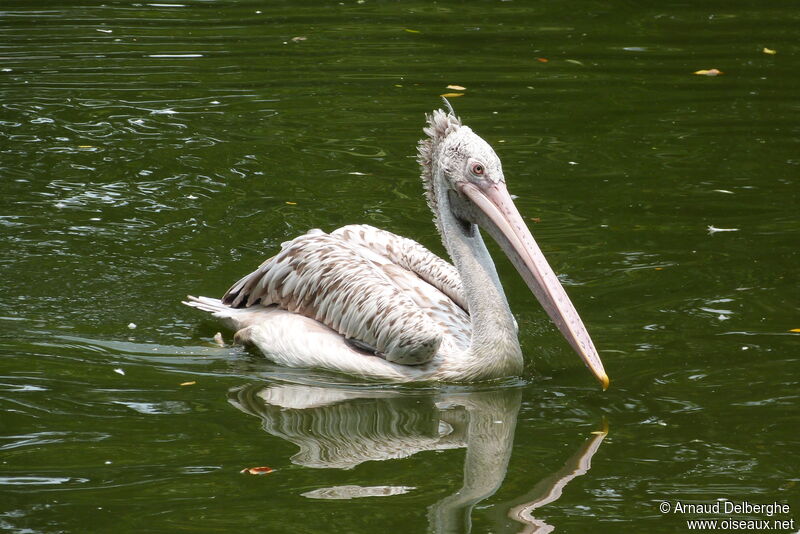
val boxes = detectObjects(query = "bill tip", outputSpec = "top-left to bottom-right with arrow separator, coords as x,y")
600,373 -> 610,391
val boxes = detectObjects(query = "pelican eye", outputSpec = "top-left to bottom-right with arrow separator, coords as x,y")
471,162 -> 485,176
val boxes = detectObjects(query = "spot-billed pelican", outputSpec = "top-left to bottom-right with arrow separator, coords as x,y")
184,104 -> 609,387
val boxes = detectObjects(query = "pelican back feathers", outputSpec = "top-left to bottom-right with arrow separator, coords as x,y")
222,227 -> 452,365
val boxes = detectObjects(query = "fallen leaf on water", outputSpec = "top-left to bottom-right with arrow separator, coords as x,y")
535,57 -> 549,63
529,217 -> 541,223
446,84 -> 466,91
290,36 -> 307,42
285,201 -> 297,205
180,381 -> 196,386
789,329 -> 800,333
762,47 -> 776,55
694,68 -> 723,76
241,466 -> 274,475
404,28 -> 420,33
440,92 -> 463,98
78,145 -> 94,148
654,267 -> 664,271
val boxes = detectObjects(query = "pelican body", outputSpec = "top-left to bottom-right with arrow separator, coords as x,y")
185,105 -> 609,387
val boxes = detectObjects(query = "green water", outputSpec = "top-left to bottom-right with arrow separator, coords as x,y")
1,1 -> 798,532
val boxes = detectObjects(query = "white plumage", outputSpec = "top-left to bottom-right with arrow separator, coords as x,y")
184,224 -> 477,381
185,105 -> 609,386
222,225 -> 469,365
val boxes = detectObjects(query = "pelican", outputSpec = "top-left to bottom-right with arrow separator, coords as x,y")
184,103 -> 609,387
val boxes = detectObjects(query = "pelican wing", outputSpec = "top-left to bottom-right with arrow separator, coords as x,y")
222,227 -> 468,365
331,225 -> 467,312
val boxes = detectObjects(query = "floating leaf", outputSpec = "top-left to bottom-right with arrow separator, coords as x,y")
290,36 -> 307,42
762,47 -> 776,55
241,466 -> 274,475
654,267 -> 664,271
285,201 -> 297,205
446,84 -> 466,91
565,59 -> 584,66
440,92 -> 463,98
404,28 -> 420,34
789,329 -> 800,333
180,381 -> 196,386
529,217 -> 541,223
694,68 -> 723,76
535,57 -> 549,63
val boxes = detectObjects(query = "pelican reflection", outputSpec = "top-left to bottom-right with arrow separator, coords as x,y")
228,383 -> 607,533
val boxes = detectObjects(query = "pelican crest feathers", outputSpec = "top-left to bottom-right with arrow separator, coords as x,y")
417,104 -> 462,228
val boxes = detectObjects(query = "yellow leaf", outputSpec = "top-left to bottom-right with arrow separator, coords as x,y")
763,47 -> 776,55
180,381 -> 196,386
440,92 -> 463,98
446,84 -> 466,91
404,28 -> 420,33
78,145 -> 93,148
285,201 -> 297,205
694,68 -> 723,76
240,466 -> 274,475
789,328 -> 800,333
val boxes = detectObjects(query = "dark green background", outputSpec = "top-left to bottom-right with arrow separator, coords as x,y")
1,1 -> 798,532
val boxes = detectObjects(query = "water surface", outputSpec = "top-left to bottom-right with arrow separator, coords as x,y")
1,1 -> 798,532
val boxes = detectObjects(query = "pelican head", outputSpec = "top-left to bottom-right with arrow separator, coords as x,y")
417,103 -> 609,389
